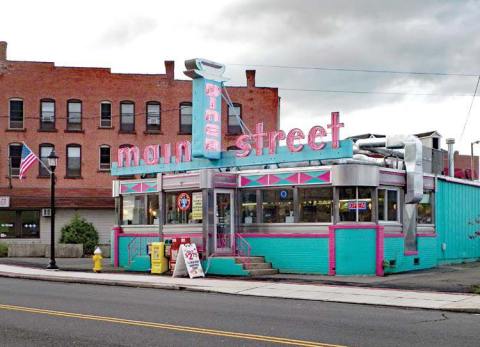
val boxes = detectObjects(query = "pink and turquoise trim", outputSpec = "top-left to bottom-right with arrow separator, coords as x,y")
239,170 -> 330,188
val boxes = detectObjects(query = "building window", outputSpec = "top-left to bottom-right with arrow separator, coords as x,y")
0,210 -> 40,239
240,190 -> 257,224
298,187 -> 333,223
120,101 -> 135,132
9,99 -> 24,129
67,100 -> 82,131
66,144 -> 81,177
417,192 -> 433,224
228,103 -> 242,135
99,145 -> 111,171
179,102 -> 192,134
40,99 -> 55,130
262,189 -> 294,223
146,102 -> 161,131
39,144 -> 54,177
100,101 -> 112,128
165,191 -> 202,224
8,143 -> 22,177
121,194 -> 159,225
378,189 -> 399,222
339,187 -> 373,222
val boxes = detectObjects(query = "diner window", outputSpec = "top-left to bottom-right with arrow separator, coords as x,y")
40,99 -> 55,130
417,192 -> 433,224
228,103 -> 242,135
39,144 -> 54,177
339,187 -> 373,222
147,194 -> 160,224
0,210 -> 40,239
146,102 -> 161,131
120,101 -> 135,132
298,187 -> 333,223
100,101 -> 112,128
8,143 -> 22,177
9,99 -> 24,129
179,102 -> 192,134
165,191 -> 202,224
262,189 -> 294,223
240,190 -> 257,224
122,195 -> 145,225
66,144 -> 81,177
378,189 -> 399,222
99,145 -> 111,171
67,100 -> 82,131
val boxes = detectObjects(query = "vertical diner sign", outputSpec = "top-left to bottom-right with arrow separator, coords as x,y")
184,59 -> 229,160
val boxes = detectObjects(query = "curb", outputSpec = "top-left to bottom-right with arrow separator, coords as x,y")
1,271 -> 479,314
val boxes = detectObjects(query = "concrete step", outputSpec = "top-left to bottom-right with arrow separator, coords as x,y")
234,256 -> 265,264
247,268 -> 279,276
243,262 -> 273,270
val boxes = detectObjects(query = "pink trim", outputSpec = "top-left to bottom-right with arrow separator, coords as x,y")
404,250 -> 419,256
384,233 -> 404,238
332,224 -> 377,229
376,226 -> 384,276
417,233 -> 437,238
328,226 -> 336,275
112,226 -> 122,267
162,233 -> 203,238
118,233 -> 160,238
241,233 -> 329,238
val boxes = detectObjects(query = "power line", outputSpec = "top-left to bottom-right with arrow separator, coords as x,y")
460,76 -> 480,141
228,63 -> 479,77
277,87 -> 476,97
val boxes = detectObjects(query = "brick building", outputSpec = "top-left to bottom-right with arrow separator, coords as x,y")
0,41 -> 279,246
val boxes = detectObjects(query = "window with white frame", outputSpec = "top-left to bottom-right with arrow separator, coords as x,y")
99,145 -> 111,171
338,186 -> 373,222
378,188 -> 399,222
100,101 -> 112,128
146,102 -> 161,131
9,99 -> 24,129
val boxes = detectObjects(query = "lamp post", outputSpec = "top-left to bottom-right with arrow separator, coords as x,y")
46,150 -> 59,269
471,141 -> 480,181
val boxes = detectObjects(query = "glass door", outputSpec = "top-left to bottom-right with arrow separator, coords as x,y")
214,189 -> 234,253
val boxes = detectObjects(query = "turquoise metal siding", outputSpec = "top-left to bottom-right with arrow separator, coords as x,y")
436,179 -> 480,263
202,258 -> 249,276
118,236 -> 159,270
245,237 -> 329,274
384,237 -> 437,274
335,229 -> 376,275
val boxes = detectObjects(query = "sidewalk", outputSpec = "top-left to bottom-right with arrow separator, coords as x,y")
1,264 -> 479,313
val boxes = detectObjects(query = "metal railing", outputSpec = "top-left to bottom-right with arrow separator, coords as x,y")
235,233 -> 251,268
127,236 -> 155,266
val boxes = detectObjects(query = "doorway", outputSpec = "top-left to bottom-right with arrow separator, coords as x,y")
214,189 -> 234,253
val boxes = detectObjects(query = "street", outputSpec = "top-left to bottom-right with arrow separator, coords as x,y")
0,277 -> 478,346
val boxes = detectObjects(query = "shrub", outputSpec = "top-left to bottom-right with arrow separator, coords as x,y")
0,242 -> 7,257
60,214 -> 99,255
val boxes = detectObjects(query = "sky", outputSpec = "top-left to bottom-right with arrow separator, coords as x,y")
1,0 -> 480,153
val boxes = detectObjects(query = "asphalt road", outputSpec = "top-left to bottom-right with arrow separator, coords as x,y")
0,277 -> 479,347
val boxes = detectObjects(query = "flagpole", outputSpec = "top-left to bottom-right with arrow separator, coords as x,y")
21,141 -> 52,175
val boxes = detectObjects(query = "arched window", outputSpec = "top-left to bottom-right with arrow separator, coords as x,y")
40,98 -> 56,131
66,144 -> 81,178
146,101 -> 161,131
228,103 -> 242,135
39,143 -> 54,177
120,101 -> 135,133
99,145 -> 111,171
9,98 -> 24,129
179,102 -> 192,134
67,99 -> 82,131
8,143 -> 22,177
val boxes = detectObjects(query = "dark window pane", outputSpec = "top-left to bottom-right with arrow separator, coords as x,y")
99,146 -> 110,170
147,194 -> 159,225
39,145 -> 53,177
120,103 -> 135,132
378,189 -> 385,221
262,189 -> 294,223
240,190 -> 257,223
0,211 -> 17,238
9,144 -> 22,176
417,192 -> 433,224
298,187 -> 333,223
179,103 -> 192,134
67,101 -> 82,130
9,100 -> 24,129
387,190 -> 398,221
101,103 -> 112,127
228,105 -> 242,134
21,211 -> 40,238
339,187 -> 357,222
358,187 -> 373,222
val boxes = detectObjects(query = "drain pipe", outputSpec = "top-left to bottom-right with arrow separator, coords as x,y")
446,138 -> 455,177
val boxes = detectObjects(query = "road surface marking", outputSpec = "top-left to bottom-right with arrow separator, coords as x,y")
0,303 -> 345,347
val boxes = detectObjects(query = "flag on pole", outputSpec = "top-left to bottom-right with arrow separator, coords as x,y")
19,143 -> 39,180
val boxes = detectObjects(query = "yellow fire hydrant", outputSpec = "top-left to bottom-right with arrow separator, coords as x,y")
92,246 -> 103,273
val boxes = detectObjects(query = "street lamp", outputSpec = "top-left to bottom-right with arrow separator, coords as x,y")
471,141 -> 480,181
46,150 -> 59,270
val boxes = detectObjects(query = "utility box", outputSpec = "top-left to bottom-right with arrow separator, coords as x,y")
150,242 -> 168,274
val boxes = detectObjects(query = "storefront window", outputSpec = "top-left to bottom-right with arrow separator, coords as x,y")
240,190 -> 257,224
166,191 -> 202,224
147,195 -> 159,225
122,195 -> 146,225
378,188 -> 399,222
417,192 -> 433,224
0,210 -> 40,238
262,189 -> 294,223
339,187 -> 373,222
298,187 -> 333,223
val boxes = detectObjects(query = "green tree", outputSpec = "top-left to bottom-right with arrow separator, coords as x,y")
60,214 -> 99,255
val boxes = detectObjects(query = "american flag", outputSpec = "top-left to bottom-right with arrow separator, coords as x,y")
19,144 -> 38,180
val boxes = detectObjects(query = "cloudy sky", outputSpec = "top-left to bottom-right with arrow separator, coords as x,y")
2,0 -> 480,152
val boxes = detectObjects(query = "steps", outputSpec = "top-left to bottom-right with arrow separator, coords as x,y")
234,256 -> 279,276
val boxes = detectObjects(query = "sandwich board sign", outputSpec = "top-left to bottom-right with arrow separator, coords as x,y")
172,243 -> 205,278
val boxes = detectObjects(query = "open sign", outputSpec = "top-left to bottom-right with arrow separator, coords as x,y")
348,201 -> 368,210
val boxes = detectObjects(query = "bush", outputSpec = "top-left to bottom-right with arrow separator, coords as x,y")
60,214 -> 99,255
0,243 -> 7,257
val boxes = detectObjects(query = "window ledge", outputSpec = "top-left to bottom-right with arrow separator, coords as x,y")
6,128 -> 26,132
97,169 -> 110,173
226,133 -> 242,137
98,126 -> 114,130
38,129 -> 58,133
37,175 -> 50,179
118,130 -> 136,135
64,129 -> 85,133
177,132 -> 192,136
144,130 -> 163,135
64,176 -> 83,179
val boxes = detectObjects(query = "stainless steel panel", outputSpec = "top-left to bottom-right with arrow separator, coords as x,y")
331,164 -> 379,186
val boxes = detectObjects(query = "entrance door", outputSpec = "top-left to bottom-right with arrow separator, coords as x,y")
214,189 -> 234,253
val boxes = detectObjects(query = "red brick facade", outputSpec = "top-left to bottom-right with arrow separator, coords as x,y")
0,42 -> 279,209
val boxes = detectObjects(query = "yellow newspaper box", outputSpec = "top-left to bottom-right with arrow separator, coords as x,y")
150,242 -> 168,274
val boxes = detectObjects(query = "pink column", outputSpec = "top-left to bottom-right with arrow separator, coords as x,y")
328,225 -> 336,276
375,225 -> 385,276
112,226 -> 122,267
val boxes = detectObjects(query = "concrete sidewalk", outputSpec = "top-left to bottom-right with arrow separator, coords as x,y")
1,264 -> 479,313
